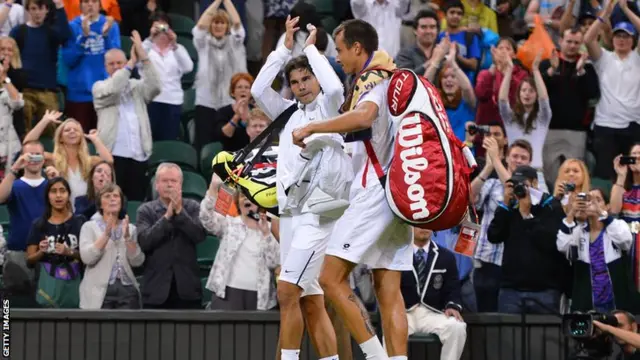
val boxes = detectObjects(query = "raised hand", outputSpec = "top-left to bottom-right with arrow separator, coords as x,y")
576,52 -> 588,74
84,129 -> 100,143
550,49 -> 560,70
101,16 -> 115,37
45,166 -> 60,179
123,215 -> 131,240
446,42 -> 458,64
284,15 -> 300,50
304,23 -> 317,48
258,212 -> 270,236
614,154 -> 629,178
42,109 -> 63,125
209,173 -> 223,196
82,16 -> 91,36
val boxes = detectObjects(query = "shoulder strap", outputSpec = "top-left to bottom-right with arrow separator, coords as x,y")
363,139 -> 386,188
233,103 -> 297,178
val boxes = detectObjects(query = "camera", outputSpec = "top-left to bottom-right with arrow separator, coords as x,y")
565,182 -> 576,192
621,156 -> 637,165
467,124 -> 491,136
158,24 -> 168,32
511,181 -> 528,199
577,192 -> 589,201
563,312 -> 619,359
28,154 -> 43,163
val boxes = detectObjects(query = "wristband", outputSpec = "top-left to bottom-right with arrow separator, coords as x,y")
229,120 -> 238,128
4,3 -> 11,7
479,176 -> 487,182
614,183 -> 625,189
597,16 -> 605,23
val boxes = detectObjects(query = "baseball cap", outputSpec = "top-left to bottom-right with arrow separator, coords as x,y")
508,165 -> 537,183
613,21 -> 638,36
578,11 -> 596,23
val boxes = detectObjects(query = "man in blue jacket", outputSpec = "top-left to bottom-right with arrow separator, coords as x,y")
400,227 -> 467,360
62,0 -> 120,132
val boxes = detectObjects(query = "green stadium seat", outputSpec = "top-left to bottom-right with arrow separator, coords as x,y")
120,35 -> 133,54
197,235 -> 219,268
409,333 -> 441,344
591,177 -> 613,199
201,277 -> 212,307
176,36 -> 198,90
0,205 -> 9,227
148,140 -> 198,172
200,142 -> 223,178
41,137 -> 54,153
57,91 -> 65,112
87,142 -> 97,155
168,13 -> 196,38
126,200 -> 142,224
181,88 -> 196,122
150,170 -> 208,201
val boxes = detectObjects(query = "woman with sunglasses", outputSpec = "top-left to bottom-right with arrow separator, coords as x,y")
26,177 -> 86,308
199,173 -> 280,310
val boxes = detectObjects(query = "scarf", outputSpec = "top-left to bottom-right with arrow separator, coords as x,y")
340,50 -> 397,114
205,35 -> 245,108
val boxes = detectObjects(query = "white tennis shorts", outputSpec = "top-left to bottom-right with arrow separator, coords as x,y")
279,212 -> 337,297
326,183 -> 413,270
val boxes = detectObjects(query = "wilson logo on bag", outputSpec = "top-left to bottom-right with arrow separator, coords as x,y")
367,69 -> 476,230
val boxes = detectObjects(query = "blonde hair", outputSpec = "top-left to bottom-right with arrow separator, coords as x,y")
0,36 -> 22,69
210,9 -> 231,35
53,118 -> 93,181
247,108 -> 271,126
553,158 -> 591,197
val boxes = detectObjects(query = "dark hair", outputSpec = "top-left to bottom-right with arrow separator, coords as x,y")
149,10 -> 172,28
563,27 -> 583,37
497,37 -> 517,53
95,183 -> 126,215
333,19 -> 378,56
290,1 -> 322,32
612,310 -> 636,326
414,9 -> 440,30
624,142 -> 640,190
315,27 -> 329,52
507,139 -> 533,160
86,161 -> 116,203
43,177 -> 72,220
444,0 -> 465,14
25,0 -> 48,8
590,187 -> 609,204
513,77 -> 540,134
284,55 -> 314,85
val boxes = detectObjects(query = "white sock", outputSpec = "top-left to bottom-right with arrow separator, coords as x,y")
359,336 -> 388,359
281,349 -> 300,360
389,357 -> 408,360
319,356 -> 339,360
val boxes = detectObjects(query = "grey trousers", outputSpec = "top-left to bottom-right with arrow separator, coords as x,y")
101,280 -> 141,310
208,286 -> 258,311
542,129 -> 587,186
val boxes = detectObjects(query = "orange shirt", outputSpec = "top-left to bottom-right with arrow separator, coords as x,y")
63,0 -> 122,21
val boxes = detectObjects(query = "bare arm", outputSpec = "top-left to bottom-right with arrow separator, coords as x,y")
498,65 -> 513,102
471,162 -> 494,198
532,66 -> 549,100
583,0 -> 617,61
196,0 -> 222,30
452,60 -> 476,107
307,101 -> 379,135
0,3 -> 11,30
222,0 -> 241,29
559,0 -> 577,34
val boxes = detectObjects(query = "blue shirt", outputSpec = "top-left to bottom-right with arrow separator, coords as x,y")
6,178 -> 48,251
446,100 -> 476,141
61,15 -> 121,102
10,8 -> 72,90
437,31 -> 481,83
432,228 -> 474,280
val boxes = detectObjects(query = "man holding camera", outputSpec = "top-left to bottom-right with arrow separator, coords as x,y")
487,165 -> 571,314
594,311 -> 640,359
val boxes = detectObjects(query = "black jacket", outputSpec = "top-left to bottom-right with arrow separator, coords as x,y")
400,241 -> 463,313
136,199 -> 207,305
488,194 -> 571,292
539,58 -> 600,131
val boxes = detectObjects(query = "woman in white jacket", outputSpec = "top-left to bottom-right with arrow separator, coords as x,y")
79,183 -> 145,309
556,188 -> 639,313
199,173 -> 280,311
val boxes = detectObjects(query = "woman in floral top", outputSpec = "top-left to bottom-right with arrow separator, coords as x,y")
199,173 -> 280,310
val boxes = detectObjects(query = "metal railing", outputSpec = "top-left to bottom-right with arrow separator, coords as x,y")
4,309 -> 581,360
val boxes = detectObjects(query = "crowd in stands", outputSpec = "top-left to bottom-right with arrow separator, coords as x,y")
0,0 -> 638,356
